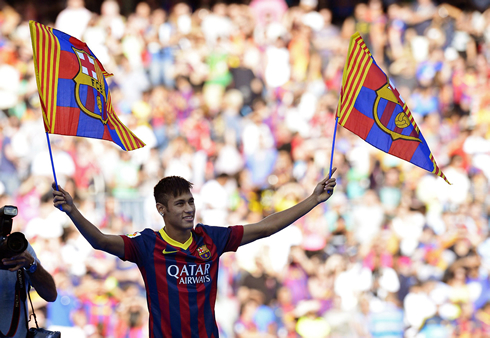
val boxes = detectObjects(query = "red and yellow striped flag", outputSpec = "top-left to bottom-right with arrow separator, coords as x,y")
30,20 -> 145,151
337,32 -> 450,184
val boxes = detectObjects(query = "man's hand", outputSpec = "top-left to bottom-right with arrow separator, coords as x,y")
52,183 -> 74,213
1,250 -> 35,272
313,167 -> 337,204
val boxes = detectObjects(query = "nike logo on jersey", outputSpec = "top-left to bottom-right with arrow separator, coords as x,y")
162,249 -> 178,254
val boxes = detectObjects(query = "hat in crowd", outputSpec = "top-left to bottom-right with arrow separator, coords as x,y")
302,11 -> 324,32
300,0 -> 318,9
293,300 -> 321,317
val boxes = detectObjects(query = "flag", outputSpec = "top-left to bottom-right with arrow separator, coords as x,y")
29,21 -> 145,151
336,32 -> 450,184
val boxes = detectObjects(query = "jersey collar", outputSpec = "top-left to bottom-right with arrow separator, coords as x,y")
159,228 -> 193,250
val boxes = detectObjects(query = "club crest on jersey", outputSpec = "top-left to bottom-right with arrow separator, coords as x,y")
197,245 -> 211,260
125,231 -> 141,238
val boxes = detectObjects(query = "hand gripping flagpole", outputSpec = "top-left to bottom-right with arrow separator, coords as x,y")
46,132 -> 63,211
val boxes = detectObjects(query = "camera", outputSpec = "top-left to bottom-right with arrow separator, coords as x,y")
0,205 -> 28,270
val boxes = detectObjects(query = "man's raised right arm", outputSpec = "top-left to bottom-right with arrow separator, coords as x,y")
52,183 -> 124,258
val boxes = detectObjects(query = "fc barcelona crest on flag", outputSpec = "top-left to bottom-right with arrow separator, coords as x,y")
197,245 -> 211,260
372,77 -> 421,143
73,48 -> 108,124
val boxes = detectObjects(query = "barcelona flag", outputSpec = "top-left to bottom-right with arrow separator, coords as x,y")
337,32 -> 450,184
29,21 -> 145,151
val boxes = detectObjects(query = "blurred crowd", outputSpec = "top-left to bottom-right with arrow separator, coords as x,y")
1,0 -> 490,336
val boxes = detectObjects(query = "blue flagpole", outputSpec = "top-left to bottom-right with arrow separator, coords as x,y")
327,116 -> 339,194
46,132 -> 63,211
328,115 -> 339,179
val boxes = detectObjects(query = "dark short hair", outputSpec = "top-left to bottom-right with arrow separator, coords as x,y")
154,176 -> 193,206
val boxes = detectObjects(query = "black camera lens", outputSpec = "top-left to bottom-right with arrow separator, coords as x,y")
6,232 -> 28,254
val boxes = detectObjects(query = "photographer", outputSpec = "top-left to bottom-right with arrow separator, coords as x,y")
0,206 -> 57,338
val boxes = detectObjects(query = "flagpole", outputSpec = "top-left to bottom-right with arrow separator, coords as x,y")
326,115 -> 339,194
46,132 -> 63,211
329,116 -> 339,179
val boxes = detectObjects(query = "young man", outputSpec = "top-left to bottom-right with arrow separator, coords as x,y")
52,170 -> 336,337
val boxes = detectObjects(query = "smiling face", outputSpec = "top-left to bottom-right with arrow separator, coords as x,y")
158,191 -> 196,232
154,176 -> 195,239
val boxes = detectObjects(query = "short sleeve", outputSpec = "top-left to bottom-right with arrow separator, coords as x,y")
223,225 -> 243,253
197,224 -> 243,256
120,229 -> 152,264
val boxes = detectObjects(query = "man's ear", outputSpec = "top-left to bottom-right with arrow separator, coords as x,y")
156,202 -> 166,215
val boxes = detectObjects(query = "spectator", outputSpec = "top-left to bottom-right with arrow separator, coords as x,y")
295,300 -> 330,338
55,0 -> 92,40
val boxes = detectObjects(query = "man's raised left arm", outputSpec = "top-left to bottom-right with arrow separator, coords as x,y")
241,168 -> 337,246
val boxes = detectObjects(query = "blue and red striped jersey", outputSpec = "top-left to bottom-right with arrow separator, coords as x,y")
121,223 -> 244,338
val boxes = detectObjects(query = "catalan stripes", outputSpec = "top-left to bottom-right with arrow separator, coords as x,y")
338,33 -> 373,125
336,32 -> 450,184
30,21 -> 61,133
29,20 -> 145,151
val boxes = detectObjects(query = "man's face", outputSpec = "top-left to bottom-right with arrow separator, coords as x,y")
161,191 -> 195,231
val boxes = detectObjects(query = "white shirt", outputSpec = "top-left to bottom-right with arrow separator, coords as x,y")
55,7 -> 92,40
